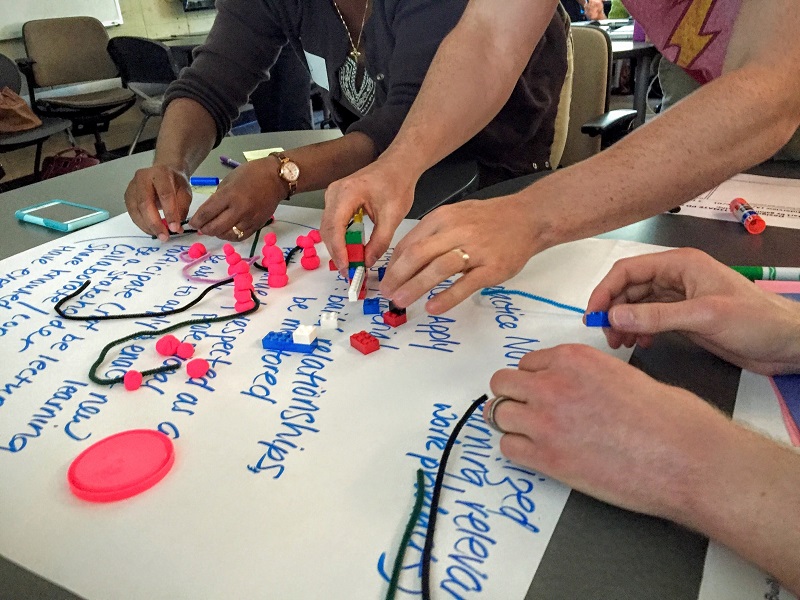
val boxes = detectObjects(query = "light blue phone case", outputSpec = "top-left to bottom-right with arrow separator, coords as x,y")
15,200 -> 109,232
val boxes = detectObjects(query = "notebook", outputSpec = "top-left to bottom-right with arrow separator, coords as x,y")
756,280 -> 800,445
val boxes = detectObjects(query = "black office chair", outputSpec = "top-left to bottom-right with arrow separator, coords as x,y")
107,36 -> 180,154
17,16 -> 137,160
0,53 -> 71,179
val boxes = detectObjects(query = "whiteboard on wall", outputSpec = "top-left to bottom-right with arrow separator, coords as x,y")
0,0 -> 123,41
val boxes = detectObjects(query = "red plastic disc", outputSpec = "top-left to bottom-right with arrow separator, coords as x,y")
68,429 -> 175,503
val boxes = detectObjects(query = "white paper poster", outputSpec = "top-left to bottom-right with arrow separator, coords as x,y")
0,204 -> 787,598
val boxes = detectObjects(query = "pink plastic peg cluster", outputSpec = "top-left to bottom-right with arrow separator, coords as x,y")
298,229 -> 322,270
261,231 -> 289,288
225,244 -> 256,311
187,243 -> 207,259
123,334 -> 205,391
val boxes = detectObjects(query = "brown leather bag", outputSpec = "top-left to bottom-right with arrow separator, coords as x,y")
40,147 -> 100,180
0,86 -> 42,133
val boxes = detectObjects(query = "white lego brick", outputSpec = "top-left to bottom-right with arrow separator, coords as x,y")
348,266 -> 365,302
293,324 -> 318,345
319,311 -> 338,330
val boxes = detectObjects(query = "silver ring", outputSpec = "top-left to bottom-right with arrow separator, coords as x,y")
232,225 -> 244,240
486,395 -> 514,434
451,247 -> 469,271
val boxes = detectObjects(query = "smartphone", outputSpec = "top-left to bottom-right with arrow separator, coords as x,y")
15,200 -> 109,232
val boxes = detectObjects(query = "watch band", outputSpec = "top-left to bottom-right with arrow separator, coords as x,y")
270,152 -> 298,198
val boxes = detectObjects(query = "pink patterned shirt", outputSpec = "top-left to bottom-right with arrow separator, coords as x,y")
623,0 -> 744,84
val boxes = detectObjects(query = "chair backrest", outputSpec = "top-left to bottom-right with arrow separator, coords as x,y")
0,53 -> 22,93
107,37 -> 180,87
549,23 -> 574,169
22,16 -> 119,88
559,25 -> 611,167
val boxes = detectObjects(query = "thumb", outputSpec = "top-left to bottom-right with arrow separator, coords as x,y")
154,174 -> 189,233
609,299 -> 715,335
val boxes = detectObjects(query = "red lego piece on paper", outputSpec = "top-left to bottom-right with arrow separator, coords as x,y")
350,331 -> 380,355
346,243 -> 365,263
383,310 -> 407,328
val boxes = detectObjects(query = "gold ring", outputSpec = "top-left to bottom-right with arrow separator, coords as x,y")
232,226 -> 244,240
451,247 -> 469,271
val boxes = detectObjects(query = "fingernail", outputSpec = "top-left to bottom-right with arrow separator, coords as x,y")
169,221 -> 181,233
158,233 -> 169,243
611,306 -> 635,329
392,291 -> 408,307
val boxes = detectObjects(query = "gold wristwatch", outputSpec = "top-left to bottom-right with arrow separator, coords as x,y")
270,152 -> 299,199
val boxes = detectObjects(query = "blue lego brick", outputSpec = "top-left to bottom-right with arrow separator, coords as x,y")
363,298 -> 381,315
348,266 -> 356,281
585,311 -> 611,327
262,331 -> 319,353
377,266 -> 386,281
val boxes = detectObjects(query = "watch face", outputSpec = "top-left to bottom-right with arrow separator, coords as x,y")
280,161 -> 300,182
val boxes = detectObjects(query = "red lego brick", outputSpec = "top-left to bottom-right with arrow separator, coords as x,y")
358,277 -> 367,300
350,330 -> 380,355
346,243 -> 365,263
383,310 -> 407,328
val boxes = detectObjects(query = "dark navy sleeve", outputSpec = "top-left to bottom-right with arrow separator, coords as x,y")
162,0 -> 292,146
345,0 -> 465,154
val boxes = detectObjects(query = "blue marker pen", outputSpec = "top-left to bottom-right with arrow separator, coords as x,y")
190,176 -> 220,186
219,156 -> 241,168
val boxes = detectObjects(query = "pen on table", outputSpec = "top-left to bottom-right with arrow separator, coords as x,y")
731,266 -> 800,281
190,176 -> 220,186
219,156 -> 241,168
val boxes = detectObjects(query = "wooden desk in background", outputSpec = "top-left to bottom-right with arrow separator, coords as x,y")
162,34 -> 209,68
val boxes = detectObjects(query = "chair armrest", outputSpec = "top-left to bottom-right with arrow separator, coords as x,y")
15,58 -> 40,112
581,109 -> 637,138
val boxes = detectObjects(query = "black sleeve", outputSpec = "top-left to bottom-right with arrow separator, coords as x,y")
162,0 -> 291,145
345,0 -> 464,154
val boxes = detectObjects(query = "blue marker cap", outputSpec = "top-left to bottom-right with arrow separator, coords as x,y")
190,176 -> 220,186
585,311 -> 611,327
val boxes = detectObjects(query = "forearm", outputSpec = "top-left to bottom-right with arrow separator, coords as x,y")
262,132 -> 377,195
680,423 -> 800,594
517,64 -> 800,252
153,99 -> 218,175
381,0 -> 559,176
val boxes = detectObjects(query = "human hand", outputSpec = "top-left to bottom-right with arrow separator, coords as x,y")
321,158 -> 416,270
485,344 -> 734,521
584,0 -> 606,20
380,195 -> 543,314
586,248 -> 800,375
125,165 -> 192,242
189,158 -> 285,242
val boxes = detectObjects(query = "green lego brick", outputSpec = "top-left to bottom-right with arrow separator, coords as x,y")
345,230 -> 363,244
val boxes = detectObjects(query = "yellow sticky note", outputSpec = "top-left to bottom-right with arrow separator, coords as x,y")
243,147 -> 285,161
191,186 -> 218,195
